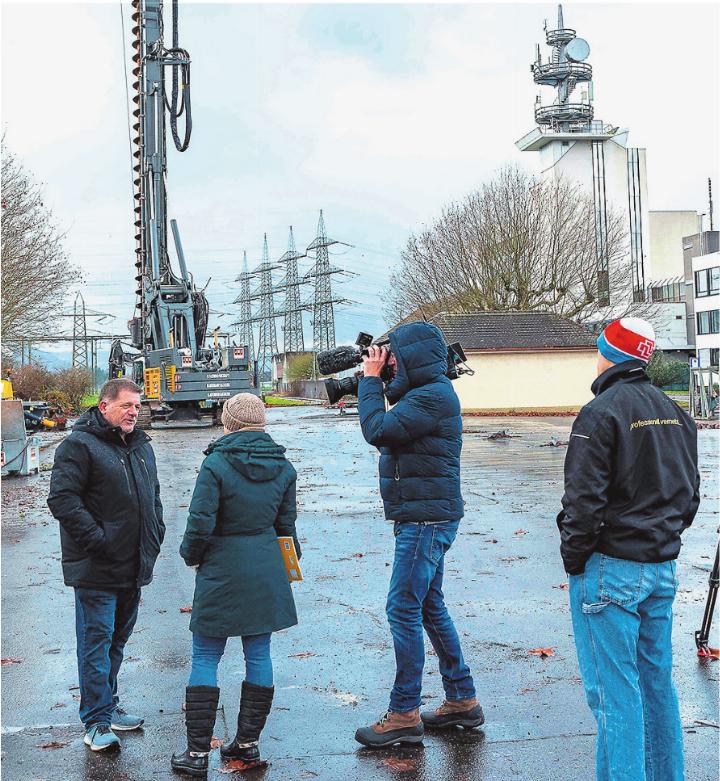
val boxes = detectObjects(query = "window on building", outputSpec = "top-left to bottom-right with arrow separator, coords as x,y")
695,270 -> 709,297
711,267 -> 720,295
649,282 -> 684,302
710,348 -> 719,367
697,309 -> 720,335
694,266 -> 720,298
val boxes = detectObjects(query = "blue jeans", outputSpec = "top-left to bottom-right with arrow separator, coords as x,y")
569,552 -> 684,781
189,633 -> 273,688
74,587 -> 141,729
386,520 -> 476,712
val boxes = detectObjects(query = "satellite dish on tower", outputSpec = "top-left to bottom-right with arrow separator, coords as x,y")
566,37 -> 590,62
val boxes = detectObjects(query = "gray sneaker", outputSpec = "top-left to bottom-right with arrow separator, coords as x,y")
84,724 -> 121,751
110,707 -> 144,731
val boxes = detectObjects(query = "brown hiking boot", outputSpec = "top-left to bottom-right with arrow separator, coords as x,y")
355,709 -> 424,748
421,698 -> 485,729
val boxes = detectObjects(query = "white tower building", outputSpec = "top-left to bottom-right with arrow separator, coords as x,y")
516,5 -> 650,304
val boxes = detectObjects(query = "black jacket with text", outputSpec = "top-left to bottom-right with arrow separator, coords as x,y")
557,360 -> 700,575
47,407 -> 165,589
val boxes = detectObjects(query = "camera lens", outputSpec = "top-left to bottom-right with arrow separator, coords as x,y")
324,376 -> 360,405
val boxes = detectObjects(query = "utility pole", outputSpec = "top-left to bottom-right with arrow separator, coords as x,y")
72,292 -> 89,369
232,214 -> 355,384
303,211 -> 352,357
233,250 -> 256,365
277,226 -> 307,354
60,295 -> 114,388
253,235 -> 280,385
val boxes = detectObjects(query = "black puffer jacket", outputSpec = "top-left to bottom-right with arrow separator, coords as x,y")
557,360 -> 699,575
47,407 -> 165,589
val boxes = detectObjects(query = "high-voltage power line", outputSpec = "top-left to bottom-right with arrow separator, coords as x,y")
303,211 -> 353,354
232,212 -> 355,384
277,227 -> 308,354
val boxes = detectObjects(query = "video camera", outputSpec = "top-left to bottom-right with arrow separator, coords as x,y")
317,331 -> 474,405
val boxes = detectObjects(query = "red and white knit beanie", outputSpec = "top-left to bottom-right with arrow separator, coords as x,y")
597,317 -> 656,364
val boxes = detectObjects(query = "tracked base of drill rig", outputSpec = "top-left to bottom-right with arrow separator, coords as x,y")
135,401 -> 214,430
141,401 -> 214,429
151,417 -> 214,429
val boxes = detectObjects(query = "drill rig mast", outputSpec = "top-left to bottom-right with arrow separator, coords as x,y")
110,0 -> 256,426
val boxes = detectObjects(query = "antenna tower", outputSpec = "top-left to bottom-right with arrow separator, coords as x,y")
532,4 -> 593,132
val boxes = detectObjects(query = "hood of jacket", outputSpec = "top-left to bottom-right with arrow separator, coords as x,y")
384,321 -> 448,403
207,430 -> 287,482
73,406 -> 150,449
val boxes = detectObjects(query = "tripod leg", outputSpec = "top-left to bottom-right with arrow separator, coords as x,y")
695,542 -> 720,656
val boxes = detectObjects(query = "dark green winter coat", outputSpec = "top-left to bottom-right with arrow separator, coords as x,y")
179,430 -> 299,637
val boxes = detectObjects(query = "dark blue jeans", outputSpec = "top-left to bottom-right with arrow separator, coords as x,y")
386,520 -> 476,712
570,553 -> 684,781
74,587 -> 141,729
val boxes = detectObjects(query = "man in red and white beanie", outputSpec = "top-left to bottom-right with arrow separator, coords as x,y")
557,316 -> 700,781
596,316 -> 656,366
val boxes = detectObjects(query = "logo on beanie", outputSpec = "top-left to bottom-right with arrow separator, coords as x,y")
597,317 -> 656,364
636,339 -> 654,361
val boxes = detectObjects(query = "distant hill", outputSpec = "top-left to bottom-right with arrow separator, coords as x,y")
19,348 -> 110,377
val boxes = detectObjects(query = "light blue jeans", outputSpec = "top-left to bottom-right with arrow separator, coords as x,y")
569,552 -> 684,781
188,633 -> 273,688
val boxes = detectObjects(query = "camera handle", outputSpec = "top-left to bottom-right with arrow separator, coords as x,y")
458,363 -> 475,378
695,539 -> 719,657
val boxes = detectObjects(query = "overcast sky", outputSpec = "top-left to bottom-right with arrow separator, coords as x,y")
2,0 -> 718,350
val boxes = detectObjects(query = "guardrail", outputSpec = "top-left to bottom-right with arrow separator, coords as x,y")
535,103 -> 594,125
532,61 -> 592,83
546,28 -> 576,45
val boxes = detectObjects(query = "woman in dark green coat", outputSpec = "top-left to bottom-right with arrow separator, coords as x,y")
171,393 -> 300,777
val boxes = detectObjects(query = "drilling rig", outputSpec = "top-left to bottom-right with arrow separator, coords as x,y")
109,0 -> 256,427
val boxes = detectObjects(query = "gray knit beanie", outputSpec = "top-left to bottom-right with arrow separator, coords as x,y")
221,392 -> 266,432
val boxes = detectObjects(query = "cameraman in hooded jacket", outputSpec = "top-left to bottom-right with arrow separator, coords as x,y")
353,321 -> 482,748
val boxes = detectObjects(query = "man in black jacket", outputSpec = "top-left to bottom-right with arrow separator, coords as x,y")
558,317 -> 699,781
48,379 -> 164,751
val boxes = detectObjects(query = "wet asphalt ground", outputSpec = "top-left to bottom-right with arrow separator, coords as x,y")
1,407 -> 718,781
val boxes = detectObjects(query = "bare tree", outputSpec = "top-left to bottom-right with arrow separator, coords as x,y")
1,143 -> 81,356
385,166 -> 655,327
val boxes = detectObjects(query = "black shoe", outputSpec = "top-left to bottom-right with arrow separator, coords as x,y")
171,685 -> 220,777
170,748 -> 209,777
221,681 -> 274,762
421,701 -> 485,729
219,741 -> 261,763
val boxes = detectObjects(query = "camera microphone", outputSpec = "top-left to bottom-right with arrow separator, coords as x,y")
316,345 -> 364,376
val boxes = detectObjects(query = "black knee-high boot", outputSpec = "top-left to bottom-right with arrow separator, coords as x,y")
220,681 -> 274,763
171,686 -> 220,777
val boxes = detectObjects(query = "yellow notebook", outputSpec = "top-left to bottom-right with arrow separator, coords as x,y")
277,536 -> 303,582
